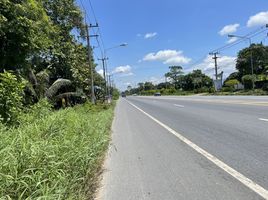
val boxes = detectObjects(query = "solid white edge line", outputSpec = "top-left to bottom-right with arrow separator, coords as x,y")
125,99 -> 268,200
259,118 -> 268,122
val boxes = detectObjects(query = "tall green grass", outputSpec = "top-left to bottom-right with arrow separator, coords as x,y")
0,101 -> 114,199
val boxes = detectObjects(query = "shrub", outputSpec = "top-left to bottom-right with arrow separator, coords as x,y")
0,71 -> 25,125
242,75 -> 255,90
221,87 -> 233,92
225,79 -> 240,88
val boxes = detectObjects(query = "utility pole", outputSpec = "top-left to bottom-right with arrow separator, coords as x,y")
98,57 -> 108,98
85,23 -> 98,104
210,52 -> 219,80
209,52 -> 221,91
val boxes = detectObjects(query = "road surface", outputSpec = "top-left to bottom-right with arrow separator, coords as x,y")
97,96 -> 268,200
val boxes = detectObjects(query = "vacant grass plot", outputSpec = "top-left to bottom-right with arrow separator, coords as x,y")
0,102 -> 114,199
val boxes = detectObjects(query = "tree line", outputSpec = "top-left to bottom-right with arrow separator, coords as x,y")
0,0 -> 110,125
126,67 -> 214,96
125,43 -> 268,96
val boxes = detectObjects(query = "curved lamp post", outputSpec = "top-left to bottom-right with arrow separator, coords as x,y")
103,43 -> 128,99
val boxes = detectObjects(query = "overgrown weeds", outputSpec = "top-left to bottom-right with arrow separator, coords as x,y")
0,101 -> 114,199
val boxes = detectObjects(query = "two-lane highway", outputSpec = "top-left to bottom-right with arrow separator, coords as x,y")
97,96 -> 268,200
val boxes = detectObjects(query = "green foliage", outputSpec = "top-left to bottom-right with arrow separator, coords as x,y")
0,0 -> 54,70
224,79 -> 240,88
0,103 -> 114,199
221,86 -> 234,92
45,79 -> 72,100
242,75 -> 255,90
165,66 -> 184,89
1,0 -> 106,106
0,71 -> 25,125
19,99 -> 52,125
112,88 -> 120,100
236,43 -> 268,80
181,69 -> 213,91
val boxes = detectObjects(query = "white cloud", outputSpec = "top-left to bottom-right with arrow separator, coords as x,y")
247,11 -> 268,27
227,37 -> 238,44
136,33 -> 142,37
112,65 -> 134,76
219,24 -> 240,36
97,69 -> 104,77
143,49 -> 191,65
191,55 -> 237,78
144,32 -> 158,39
113,65 -> 131,74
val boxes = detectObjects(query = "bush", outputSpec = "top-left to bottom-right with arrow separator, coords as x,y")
0,71 -> 25,125
221,87 -> 234,92
242,75 -> 255,90
225,79 -> 240,88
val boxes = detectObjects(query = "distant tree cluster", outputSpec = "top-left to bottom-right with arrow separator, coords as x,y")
125,66 -> 214,96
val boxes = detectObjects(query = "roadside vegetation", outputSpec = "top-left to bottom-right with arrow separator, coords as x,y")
0,101 -> 114,199
125,44 -> 268,96
1,1 -> 117,199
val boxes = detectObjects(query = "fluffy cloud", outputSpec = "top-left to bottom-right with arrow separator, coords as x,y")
219,24 -> 240,36
144,32 -> 158,39
191,55 -> 237,78
143,50 -> 191,65
112,65 -> 134,76
247,11 -> 268,27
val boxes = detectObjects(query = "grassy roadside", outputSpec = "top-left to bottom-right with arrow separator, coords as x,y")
0,101 -> 115,199
209,89 -> 268,96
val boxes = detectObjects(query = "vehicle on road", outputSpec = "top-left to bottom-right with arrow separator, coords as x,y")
154,92 -> 161,96
121,92 -> 126,97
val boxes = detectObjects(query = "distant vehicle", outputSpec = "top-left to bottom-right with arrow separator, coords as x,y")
133,94 -> 137,96
121,92 -> 126,97
154,92 -> 161,96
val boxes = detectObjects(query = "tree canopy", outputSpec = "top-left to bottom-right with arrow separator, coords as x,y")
236,43 -> 268,80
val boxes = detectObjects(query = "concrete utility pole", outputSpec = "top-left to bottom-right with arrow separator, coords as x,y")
98,57 -> 108,98
210,52 -> 219,80
85,23 -> 98,104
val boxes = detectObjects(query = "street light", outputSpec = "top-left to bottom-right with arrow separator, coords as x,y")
228,34 -> 254,89
102,43 -> 128,101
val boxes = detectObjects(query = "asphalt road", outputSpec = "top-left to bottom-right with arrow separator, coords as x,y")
97,96 -> 268,200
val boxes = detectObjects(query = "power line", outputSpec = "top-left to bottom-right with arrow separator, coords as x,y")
211,26 -> 267,53
79,0 -> 105,59
188,25 -> 268,70
87,0 -> 106,54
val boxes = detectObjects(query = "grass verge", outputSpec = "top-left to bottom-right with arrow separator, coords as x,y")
0,101 -> 115,199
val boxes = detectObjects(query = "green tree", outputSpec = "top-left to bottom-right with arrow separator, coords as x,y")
144,82 -> 154,91
236,43 -> 268,80
38,0 -> 85,81
0,0 -> 54,70
181,69 -> 213,91
165,66 -> 184,89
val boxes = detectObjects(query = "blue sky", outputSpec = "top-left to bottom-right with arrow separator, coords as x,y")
77,0 -> 268,90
